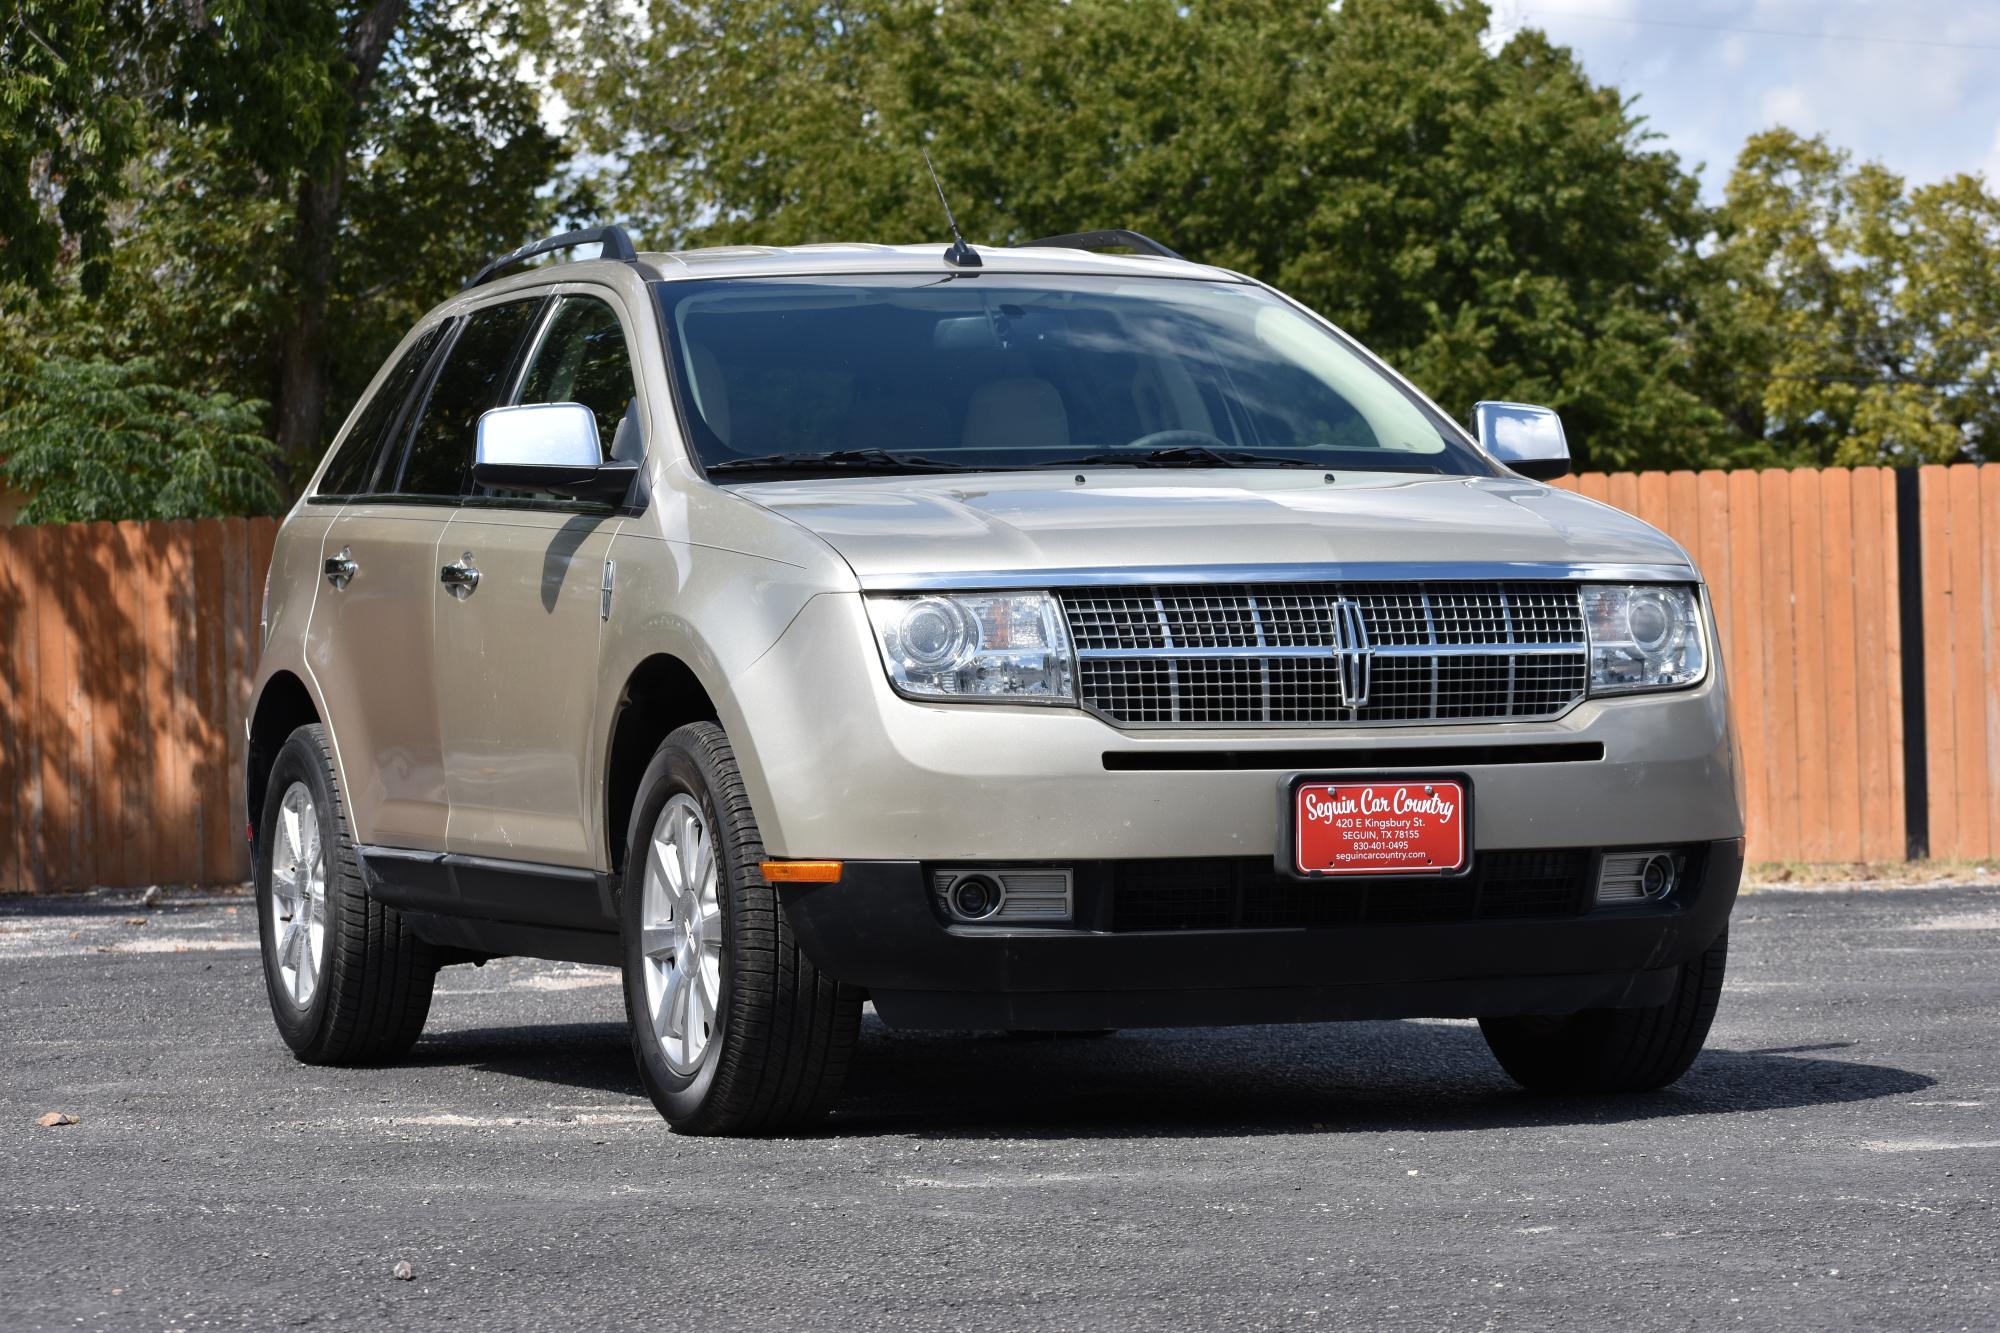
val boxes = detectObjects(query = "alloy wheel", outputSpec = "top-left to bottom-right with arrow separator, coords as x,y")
269,781 -> 328,1007
641,793 -> 724,1074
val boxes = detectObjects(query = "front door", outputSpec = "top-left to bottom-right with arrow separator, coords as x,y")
434,508 -> 622,866
436,290 -> 648,868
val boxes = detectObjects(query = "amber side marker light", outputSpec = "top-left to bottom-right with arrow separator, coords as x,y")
761,860 -> 844,884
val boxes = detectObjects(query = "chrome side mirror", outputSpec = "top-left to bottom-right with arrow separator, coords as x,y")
472,403 -> 636,503
1473,401 -> 1571,481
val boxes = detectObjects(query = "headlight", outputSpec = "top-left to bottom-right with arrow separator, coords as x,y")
865,592 -> 1075,703
1583,584 -> 1706,694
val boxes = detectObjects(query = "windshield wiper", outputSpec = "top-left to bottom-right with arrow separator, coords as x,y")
1059,446 -> 1328,469
707,448 -> 983,476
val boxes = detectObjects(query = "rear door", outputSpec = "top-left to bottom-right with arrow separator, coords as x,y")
305,297 -> 545,850
436,291 -> 643,869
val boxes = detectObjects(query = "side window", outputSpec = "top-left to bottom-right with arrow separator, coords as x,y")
317,324 -> 447,496
517,296 -> 641,462
391,297 -> 545,499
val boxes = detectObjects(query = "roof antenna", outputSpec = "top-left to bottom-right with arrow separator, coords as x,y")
922,148 -> 982,269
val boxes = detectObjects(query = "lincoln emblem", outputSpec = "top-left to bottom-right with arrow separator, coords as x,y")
1330,598 -> 1374,709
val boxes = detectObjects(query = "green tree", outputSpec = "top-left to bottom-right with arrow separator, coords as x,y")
180,0 -> 567,466
543,0 -> 1737,469
0,0 -> 148,295
0,354 -> 279,523
0,122 -> 291,398
1711,129 -> 1999,465
1,1 -> 566,500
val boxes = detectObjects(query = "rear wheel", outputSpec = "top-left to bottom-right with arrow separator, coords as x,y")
620,722 -> 861,1134
255,723 -> 435,1064
1479,931 -> 1727,1093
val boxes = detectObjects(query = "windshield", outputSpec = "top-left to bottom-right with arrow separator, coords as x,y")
654,274 -> 1496,478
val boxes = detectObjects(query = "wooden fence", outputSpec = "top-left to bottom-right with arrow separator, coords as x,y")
1917,465 -> 2000,863
1,519 -> 277,894
0,466 -> 1994,892
1555,465 -> 1999,865
1558,468 -> 1912,864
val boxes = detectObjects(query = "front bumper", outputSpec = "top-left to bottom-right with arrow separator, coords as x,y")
727,592 -> 1745,861
780,838 -> 1743,1030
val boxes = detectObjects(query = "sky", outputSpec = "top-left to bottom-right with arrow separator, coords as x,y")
1486,0 -> 2000,199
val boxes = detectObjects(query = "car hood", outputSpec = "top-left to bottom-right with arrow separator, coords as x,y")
733,469 -> 1693,584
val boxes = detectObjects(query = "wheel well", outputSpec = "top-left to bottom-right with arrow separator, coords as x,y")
247,671 -> 321,836
605,655 -> 720,872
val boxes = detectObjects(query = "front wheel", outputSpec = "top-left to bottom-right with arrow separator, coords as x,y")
619,723 -> 861,1135
1479,931 -> 1727,1093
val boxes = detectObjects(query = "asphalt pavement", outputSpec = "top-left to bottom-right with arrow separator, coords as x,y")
3,883 -> 1996,1331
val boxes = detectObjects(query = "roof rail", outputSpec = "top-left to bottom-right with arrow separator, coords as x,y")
464,226 -> 639,290
1017,229 -> 1184,261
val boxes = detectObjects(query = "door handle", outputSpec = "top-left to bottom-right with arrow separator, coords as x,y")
323,548 -> 357,590
440,555 -> 481,599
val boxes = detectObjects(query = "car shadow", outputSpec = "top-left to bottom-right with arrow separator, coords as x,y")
404,1013 -> 1933,1137
405,1023 -> 643,1099
835,1018 -> 1933,1138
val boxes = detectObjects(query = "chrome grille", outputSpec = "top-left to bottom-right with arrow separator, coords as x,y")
1063,582 -> 1588,726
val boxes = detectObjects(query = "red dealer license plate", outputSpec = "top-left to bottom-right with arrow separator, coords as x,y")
1291,778 -> 1469,877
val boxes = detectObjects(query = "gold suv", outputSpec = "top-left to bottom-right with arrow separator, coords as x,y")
248,227 -> 1744,1134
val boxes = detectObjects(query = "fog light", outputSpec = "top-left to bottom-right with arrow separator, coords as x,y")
1598,851 -> 1678,904
934,869 -> 1074,925
949,874 -> 1002,920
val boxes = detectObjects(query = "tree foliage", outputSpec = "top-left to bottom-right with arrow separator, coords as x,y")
0,354 -> 279,523
0,0 -> 567,503
1709,130 -> 1999,465
0,0 -> 149,295
328,1 -> 578,413
177,0 -> 570,463
3,0 -> 1996,527
545,0 -> 1739,469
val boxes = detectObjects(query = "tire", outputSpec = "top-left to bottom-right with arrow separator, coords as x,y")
255,722 -> 436,1064
620,722 -> 861,1135
1479,930 -> 1727,1093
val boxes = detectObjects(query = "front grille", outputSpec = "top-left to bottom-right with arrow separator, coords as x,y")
1063,582 -> 1588,726
1110,850 -> 1597,932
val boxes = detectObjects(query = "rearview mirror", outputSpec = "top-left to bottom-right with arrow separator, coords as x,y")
1473,401 -> 1571,481
472,403 -> 637,503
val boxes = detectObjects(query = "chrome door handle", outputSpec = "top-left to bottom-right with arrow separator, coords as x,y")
323,548 -> 357,590
440,555 -> 480,599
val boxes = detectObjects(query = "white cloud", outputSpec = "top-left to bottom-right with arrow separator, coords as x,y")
1513,0 -> 2000,196
1758,83 -> 1813,130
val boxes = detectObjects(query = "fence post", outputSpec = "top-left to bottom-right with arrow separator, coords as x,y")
1894,468 -> 1929,859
